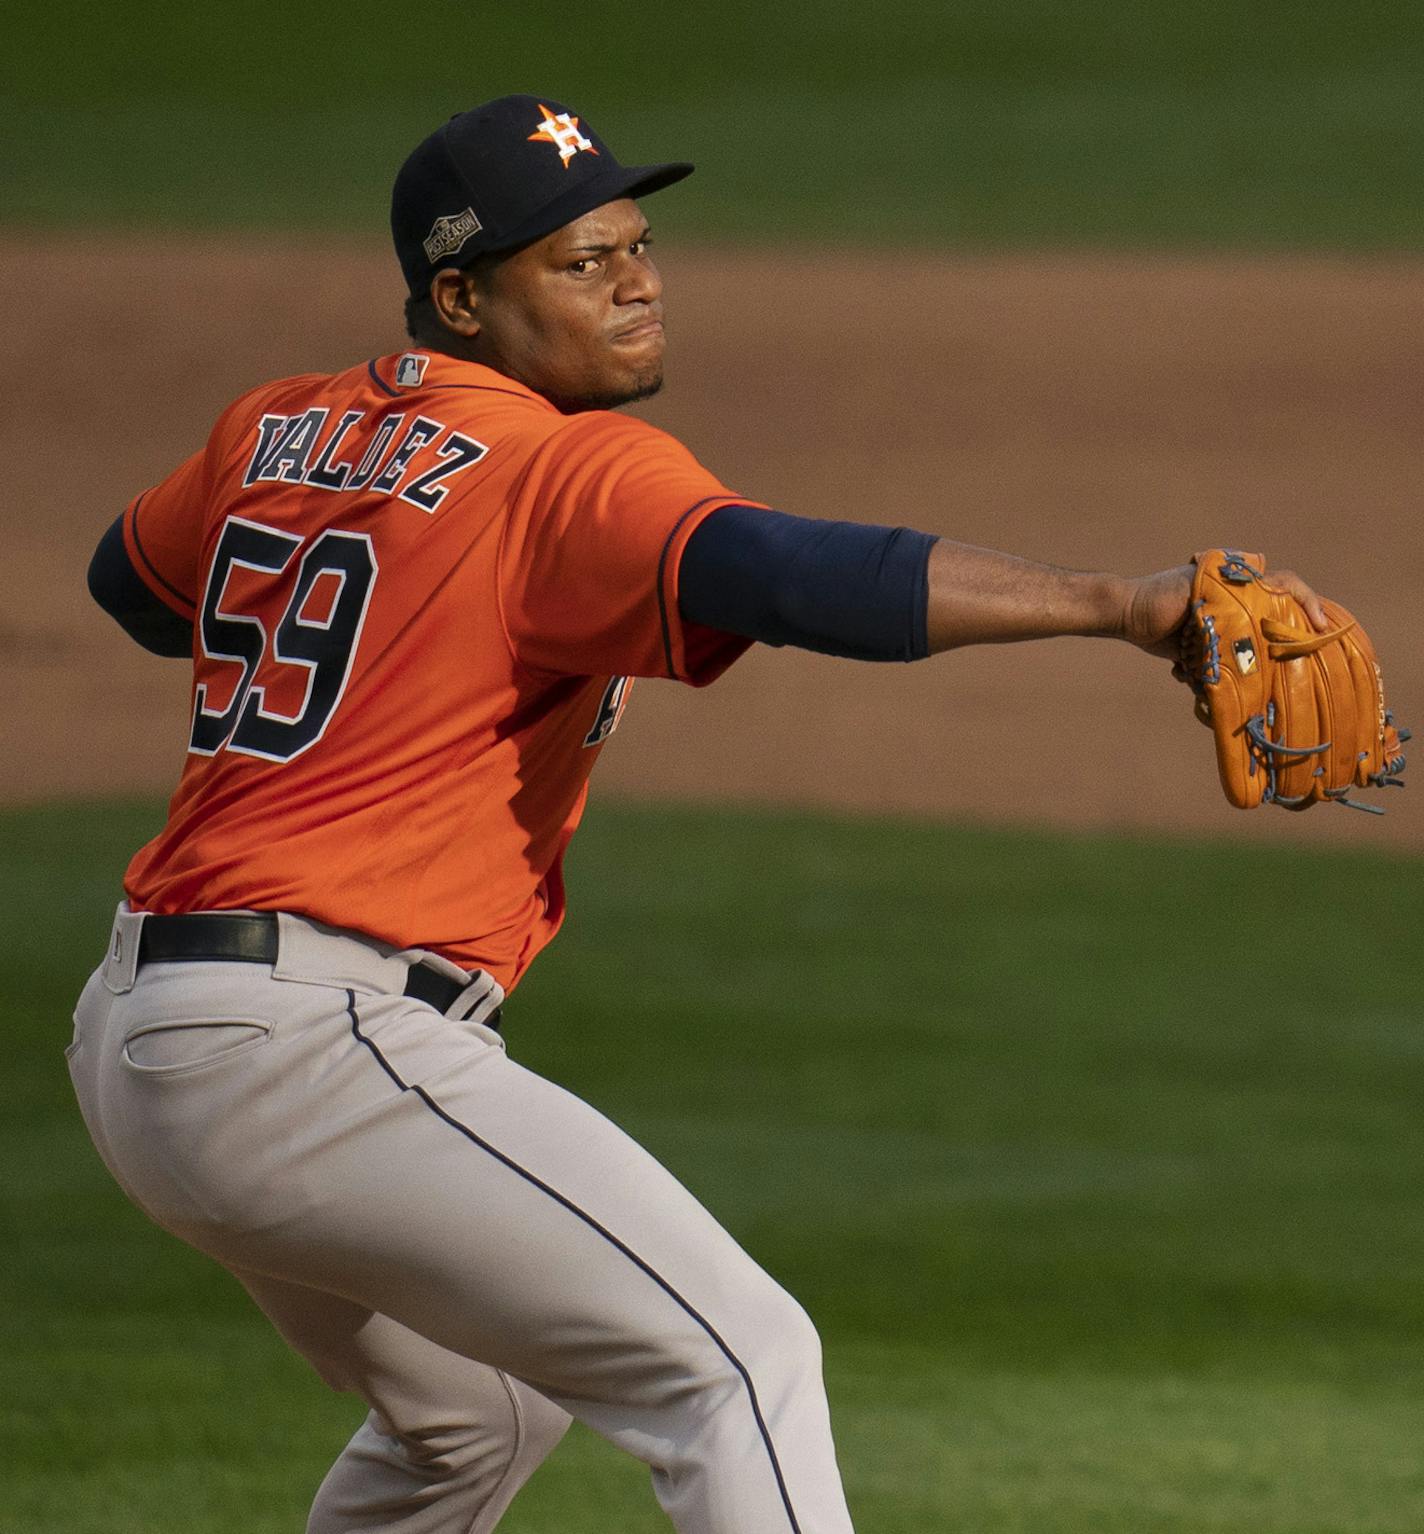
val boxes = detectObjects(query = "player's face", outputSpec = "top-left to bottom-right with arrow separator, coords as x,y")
472,199 -> 665,412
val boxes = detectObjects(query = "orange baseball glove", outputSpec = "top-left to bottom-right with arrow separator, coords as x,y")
1180,549 -> 1408,813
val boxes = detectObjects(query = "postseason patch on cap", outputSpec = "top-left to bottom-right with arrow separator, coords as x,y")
423,207 -> 484,264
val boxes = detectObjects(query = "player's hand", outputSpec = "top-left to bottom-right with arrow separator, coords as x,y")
1119,562 -> 1330,663
1261,567 -> 1330,630
1118,564 -> 1196,661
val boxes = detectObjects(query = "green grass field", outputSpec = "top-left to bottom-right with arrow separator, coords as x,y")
4,0 -> 1424,245
4,798 -> 1422,1532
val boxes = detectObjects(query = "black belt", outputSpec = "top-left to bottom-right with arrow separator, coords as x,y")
135,913 -> 500,1029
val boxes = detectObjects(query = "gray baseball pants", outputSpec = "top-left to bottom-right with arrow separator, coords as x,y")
67,905 -> 856,1533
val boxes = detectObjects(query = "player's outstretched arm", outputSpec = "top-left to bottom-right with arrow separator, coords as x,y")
677,506 -> 1328,667
922,540 -> 1328,658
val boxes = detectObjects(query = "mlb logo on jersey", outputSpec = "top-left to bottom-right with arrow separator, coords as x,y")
395,353 -> 430,388
527,104 -> 597,167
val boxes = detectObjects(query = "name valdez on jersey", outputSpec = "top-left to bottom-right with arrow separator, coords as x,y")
245,384 -> 489,513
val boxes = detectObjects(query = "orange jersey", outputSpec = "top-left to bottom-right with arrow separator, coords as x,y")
122,351 -> 756,991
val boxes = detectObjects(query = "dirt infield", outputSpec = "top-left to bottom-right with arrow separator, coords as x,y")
3,233 -> 1418,848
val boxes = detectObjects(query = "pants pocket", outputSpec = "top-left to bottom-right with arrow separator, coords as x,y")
122,1018 -> 274,1076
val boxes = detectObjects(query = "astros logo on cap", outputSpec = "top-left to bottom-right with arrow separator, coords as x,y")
528,103 -> 598,167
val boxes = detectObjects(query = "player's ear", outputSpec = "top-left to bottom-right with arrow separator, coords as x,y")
429,268 -> 481,338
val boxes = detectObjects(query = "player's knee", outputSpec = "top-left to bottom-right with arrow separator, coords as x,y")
680,1283 -> 825,1414
749,1284 -> 824,1387
386,1416 -> 487,1476
380,1385 -> 568,1480
512,1382 -> 575,1465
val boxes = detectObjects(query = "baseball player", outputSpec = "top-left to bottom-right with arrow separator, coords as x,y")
74,95 -> 1329,1533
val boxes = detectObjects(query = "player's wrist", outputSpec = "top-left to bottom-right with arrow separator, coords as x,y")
1072,570 -> 1133,641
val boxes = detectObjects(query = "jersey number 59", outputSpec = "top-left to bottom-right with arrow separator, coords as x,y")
189,515 -> 378,763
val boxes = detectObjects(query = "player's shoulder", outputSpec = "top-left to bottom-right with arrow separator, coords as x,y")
537,408 -> 702,476
548,409 -> 685,450
210,369 -> 341,442
508,409 -> 733,527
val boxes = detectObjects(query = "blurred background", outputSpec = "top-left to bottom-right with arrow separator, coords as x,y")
2,3 -> 1421,1530
6,0 -> 1424,243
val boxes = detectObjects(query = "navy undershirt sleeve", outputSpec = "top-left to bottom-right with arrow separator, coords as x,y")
678,505 -> 936,662
87,514 -> 194,658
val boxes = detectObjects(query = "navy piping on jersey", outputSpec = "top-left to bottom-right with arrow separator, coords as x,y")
655,498 -> 726,679
129,493 -> 196,613
344,990 -> 804,1532
366,359 -> 400,397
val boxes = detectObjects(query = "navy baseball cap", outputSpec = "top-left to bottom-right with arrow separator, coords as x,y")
392,94 -> 693,296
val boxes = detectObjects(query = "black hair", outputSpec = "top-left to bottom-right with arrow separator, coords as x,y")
403,293 -> 439,344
